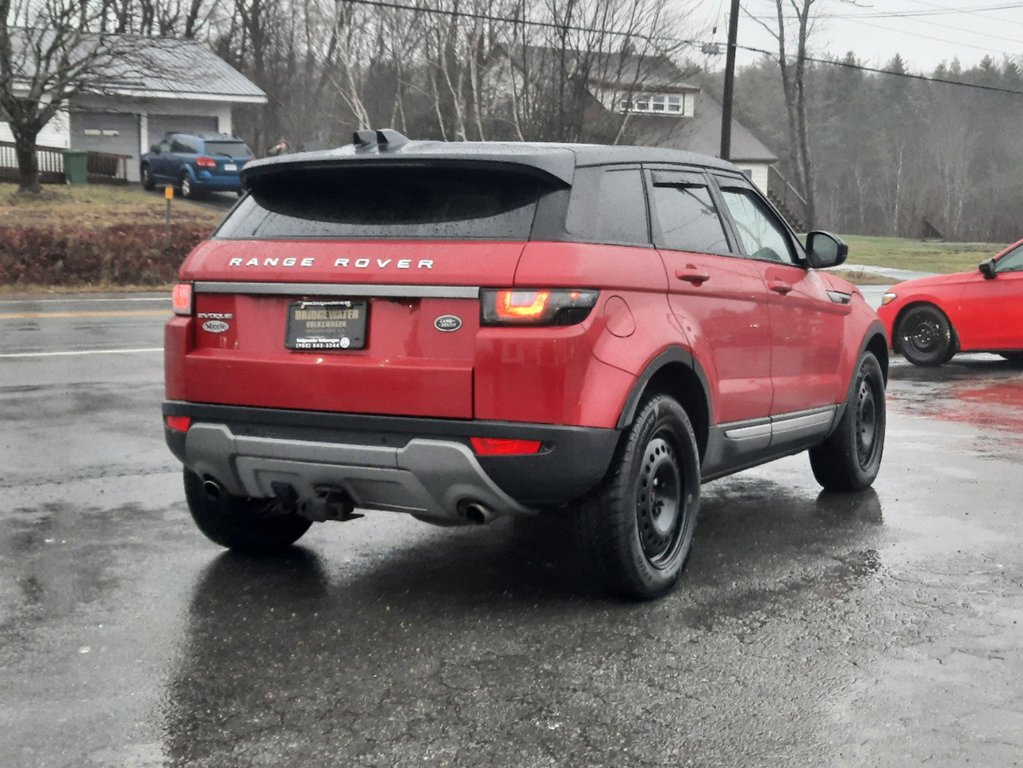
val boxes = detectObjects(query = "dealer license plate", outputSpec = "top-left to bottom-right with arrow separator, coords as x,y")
285,300 -> 367,350
224,163 -> 238,171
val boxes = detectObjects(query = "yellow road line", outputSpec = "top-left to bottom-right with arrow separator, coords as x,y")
0,310 -> 170,320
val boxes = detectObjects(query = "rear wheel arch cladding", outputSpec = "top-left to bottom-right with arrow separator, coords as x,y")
614,348 -> 712,460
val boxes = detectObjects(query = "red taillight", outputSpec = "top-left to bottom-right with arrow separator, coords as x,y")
481,289 -> 598,326
196,156 -> 217,168
498,290 -> 551,319
172,283 -> 193,316
470,437 -> 543,456
165,415 -> 191,432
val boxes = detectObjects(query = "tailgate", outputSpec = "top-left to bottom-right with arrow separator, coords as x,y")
177,240 -> 525,419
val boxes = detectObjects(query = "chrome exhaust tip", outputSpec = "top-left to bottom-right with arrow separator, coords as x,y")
458,500 -> 495,525
202,477 -> 225,499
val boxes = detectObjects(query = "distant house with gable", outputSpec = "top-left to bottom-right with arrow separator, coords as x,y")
511,47 -> 804,227
0,34 -> 266,183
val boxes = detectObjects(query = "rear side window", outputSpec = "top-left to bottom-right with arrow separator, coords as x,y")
651,183 -> 730,254
218,166 -> 548,240
565,167 -> 649,246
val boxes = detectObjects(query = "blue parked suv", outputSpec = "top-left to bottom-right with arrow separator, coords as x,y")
140,132 -> 254,198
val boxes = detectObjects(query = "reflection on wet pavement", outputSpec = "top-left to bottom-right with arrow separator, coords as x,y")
3,340 -> 1023,766
888,355 -> 1023,442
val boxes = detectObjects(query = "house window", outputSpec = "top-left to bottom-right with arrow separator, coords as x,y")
619,92 -> 688,116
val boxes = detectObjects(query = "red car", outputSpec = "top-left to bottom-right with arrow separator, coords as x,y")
163,130 -> 888,599
877,239 -> 1023,366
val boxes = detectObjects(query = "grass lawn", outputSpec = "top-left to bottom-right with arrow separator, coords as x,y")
0,184 -> 1010,288
0,182 -> 225,230
840,234 -> 1005,274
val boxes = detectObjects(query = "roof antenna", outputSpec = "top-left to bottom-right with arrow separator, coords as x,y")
353,129 -> 376,149
376,129 -> 409,150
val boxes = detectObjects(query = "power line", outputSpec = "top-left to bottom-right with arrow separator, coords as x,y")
336,0 -> 1023,96
735,41 -> 1023,95
335,0 -> 696,44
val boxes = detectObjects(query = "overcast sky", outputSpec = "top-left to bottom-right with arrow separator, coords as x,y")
691,0 -> 1023,73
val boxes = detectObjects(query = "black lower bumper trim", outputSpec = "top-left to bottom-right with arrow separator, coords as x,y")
163,401 -> 620,506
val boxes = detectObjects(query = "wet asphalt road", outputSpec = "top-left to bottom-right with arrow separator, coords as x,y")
1,294 -> 1022,768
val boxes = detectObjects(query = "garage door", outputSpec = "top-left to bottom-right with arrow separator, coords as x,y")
69,111 -> 140,182
147,114 -> 219,148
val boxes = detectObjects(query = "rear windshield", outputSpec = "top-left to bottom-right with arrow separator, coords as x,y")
204,141 -> 252,158
217,166 -> 546,240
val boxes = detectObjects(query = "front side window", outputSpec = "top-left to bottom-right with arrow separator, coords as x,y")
996,243 -> 1023,272
651,184 -> 730,255
719,188 -> 796,265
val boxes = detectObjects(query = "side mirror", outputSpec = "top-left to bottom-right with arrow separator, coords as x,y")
979,259 -> 996,279
805,231 -> 848,269
150,144 -> 161,154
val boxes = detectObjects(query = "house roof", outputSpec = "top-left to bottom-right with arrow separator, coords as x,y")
511,45 -> 700,93
7,29 -> 265,103
106,36 -> 266,101
624,91 -> 777,164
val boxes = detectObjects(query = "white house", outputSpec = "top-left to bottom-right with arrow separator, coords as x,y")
579,52 -> 777,192
0,35 -> 266,182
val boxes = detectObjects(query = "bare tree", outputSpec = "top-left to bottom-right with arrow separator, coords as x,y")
745,0 -> 819,228
0,1 -> 131,192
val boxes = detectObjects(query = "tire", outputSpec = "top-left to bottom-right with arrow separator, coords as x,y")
180,173 -> 195,199
141,165 -> 154,191
896,305 -> 954,366
809,352 -> 886,492
581,395 -> 700,600
999,353 -> 1023,366
183,470 -> 312,554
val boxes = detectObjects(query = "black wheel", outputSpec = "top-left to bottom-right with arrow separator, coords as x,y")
582,395 -> 700,600
180,173 -> 195,199
897,304 -> 954,366
183,470 -> 312,554
141,165 -> 155,191
809,352 -> 886,492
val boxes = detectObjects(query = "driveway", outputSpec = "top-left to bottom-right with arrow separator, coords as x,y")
1,293 -> 1021,767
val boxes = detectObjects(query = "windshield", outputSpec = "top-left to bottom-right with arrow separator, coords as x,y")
217,166 -> 547,240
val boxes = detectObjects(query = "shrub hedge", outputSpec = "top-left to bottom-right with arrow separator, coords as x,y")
0,223 -> 209,286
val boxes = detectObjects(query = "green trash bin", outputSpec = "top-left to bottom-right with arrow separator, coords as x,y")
63,149 -> 88,185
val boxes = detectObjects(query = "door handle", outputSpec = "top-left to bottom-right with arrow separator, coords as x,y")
769,281 -> 793,295
675,268 -> 710,286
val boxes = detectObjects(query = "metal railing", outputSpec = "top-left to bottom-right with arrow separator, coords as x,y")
767,165 -> 808,229
0,141 -> 65,183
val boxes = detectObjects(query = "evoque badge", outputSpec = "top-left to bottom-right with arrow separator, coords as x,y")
434,315 -> 462,332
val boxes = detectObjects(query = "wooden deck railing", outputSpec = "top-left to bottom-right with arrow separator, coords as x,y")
0,141 -> 66,183
86,151 -> 131,182
0,142 -> 132,184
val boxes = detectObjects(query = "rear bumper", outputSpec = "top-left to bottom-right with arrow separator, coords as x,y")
163,402 -> 619,523
192,174 -> 243,191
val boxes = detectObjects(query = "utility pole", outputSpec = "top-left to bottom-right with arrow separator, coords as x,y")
720,0 -> 741,160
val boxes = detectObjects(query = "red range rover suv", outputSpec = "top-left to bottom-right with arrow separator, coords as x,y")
164,129 -> 888,599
